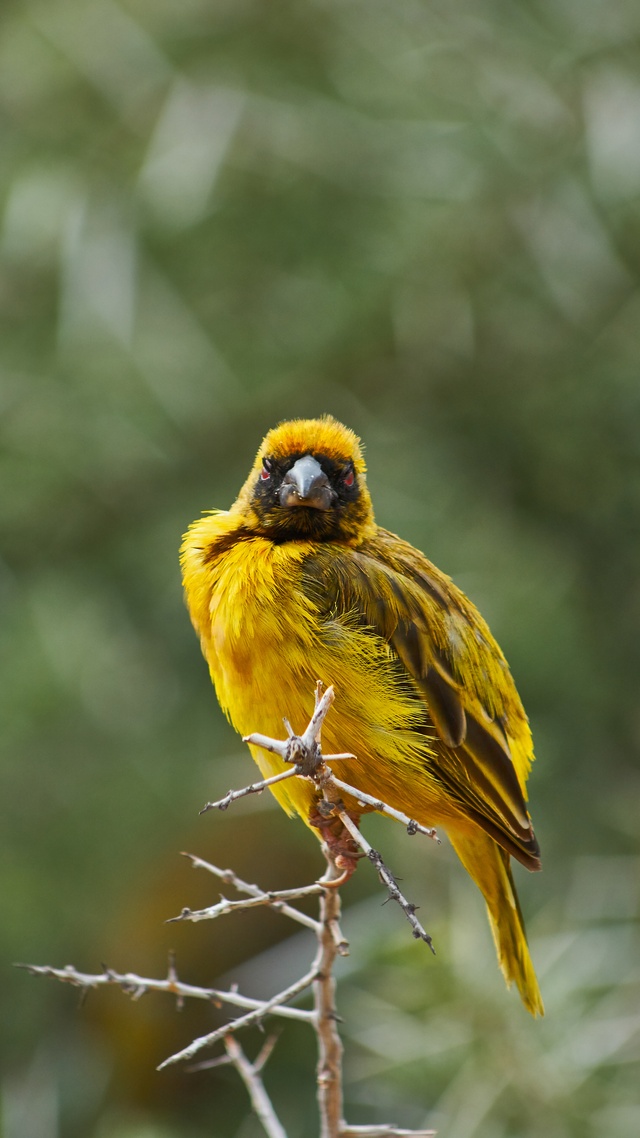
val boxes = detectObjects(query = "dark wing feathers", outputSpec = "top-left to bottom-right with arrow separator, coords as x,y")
463,713 -> 531,829
422,666 -> 467,748
301,528 -> 540,869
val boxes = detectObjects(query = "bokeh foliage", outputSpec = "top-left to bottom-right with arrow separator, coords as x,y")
1,1 -> 639,1135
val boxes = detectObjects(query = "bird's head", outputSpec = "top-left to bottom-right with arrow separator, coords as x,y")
232,416 -> 375,544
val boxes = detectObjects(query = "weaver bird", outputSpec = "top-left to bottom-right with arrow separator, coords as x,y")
181,416 -> 543,1015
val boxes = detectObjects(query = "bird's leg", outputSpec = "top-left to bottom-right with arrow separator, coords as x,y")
309,798 -> 362,885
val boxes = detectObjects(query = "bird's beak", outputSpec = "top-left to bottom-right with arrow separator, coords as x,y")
279,455 -> 334,511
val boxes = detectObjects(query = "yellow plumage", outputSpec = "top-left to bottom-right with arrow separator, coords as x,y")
181,416 -> 543,1015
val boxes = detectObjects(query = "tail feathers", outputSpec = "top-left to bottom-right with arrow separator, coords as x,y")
448,828 -> 544,1017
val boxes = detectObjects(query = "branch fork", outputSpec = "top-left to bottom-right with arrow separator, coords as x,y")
240,683 -> 438,948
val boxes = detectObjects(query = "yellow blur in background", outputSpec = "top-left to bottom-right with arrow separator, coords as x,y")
1,2 -> 639,1136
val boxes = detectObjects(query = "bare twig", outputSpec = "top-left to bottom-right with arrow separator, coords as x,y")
167,892 -> 320,930
188,1030 -> 283,1073
169,878 -> 322,933
181,853 -> 325,930
326,773 -> 439,841
17,961 -> 314,1023
183,853 -> 313,899
187,1035 -> 288,1138
315,856 -> 346,1138
223,1036 -> 288,1138
340,1128 -> 435,1137
157,964 -> 319,1070
200,768 -> 298,813
243,681 -> 336,772
335,811 -> 435,953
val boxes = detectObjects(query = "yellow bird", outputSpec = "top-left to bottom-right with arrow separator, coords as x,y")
181,416 -> 543,1015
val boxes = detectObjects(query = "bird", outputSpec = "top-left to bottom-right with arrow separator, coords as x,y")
181,415 -> 543,1015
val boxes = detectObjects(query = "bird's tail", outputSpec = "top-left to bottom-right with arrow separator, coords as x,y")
447,828 -> 544,1016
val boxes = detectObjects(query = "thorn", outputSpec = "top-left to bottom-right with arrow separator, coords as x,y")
186,1055 -> 232,1073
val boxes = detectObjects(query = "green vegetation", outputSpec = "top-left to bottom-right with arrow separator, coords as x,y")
1,1 -> 638,1135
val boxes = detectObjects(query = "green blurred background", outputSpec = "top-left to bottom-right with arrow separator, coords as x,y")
2,1 -> 639,1135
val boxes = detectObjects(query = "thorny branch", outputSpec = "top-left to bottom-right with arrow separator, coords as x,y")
169,854 -> 324,933
335,809 -> 435,952
21,683 -> 437,1138
242,684 -> 438,946
157,962 -> 320,1071
218,1036 -> 288,1138
18,957 -> 313,1024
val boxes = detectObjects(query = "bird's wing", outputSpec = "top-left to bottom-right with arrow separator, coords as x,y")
301,528 -> 540,869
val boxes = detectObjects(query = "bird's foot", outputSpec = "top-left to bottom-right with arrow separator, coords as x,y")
309,805 -> 361,885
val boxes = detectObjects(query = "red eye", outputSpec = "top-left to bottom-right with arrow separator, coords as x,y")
344,468 -> 355,487
261,459 -> 272,481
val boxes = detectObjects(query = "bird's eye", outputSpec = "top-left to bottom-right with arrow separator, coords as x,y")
343,466 -> 355,488
261,458 -> 273,481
